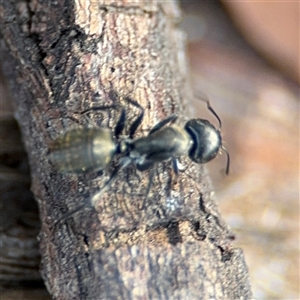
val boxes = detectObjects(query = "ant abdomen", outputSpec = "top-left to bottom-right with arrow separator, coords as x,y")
49,128 -> 116,173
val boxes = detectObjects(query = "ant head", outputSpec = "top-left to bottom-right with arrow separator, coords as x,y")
184,118 -> 222,164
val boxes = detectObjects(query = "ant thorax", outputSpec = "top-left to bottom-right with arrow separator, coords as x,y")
129,124 -> 193,163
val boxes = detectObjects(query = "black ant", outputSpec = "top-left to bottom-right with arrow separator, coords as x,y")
49,96 -> 230,226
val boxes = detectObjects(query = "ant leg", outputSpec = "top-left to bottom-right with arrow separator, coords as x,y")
194,93 -> 222,129
64,115 -> 82,125
80,105 -> 126,138
139,167 -> 155,210
149,114 -> 178,135
80,105 -> 119,115
91,157 -> 132,207
114,107 -> 126,138
172,158 -> 179,184
52,157 -> 132,230
91,93 -> 144,138
123,96 -> 145,138
136,159 -> 154,172
52,202 -> 91,231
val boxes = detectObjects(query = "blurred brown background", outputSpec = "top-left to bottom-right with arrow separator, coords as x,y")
1,1 -> 299,299
181,1 -> 299,299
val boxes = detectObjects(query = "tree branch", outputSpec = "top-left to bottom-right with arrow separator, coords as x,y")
0,0 -> 251,299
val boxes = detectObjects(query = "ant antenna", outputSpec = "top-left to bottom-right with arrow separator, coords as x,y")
194,93 -> 222,130
221,146 -> 230,175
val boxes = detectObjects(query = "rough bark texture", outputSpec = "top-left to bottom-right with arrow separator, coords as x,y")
0,0 -> 251,299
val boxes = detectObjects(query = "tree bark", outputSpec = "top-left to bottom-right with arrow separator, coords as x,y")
0,0 -> 251,299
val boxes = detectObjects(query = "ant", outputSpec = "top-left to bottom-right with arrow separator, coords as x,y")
49,96 -> 230,226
